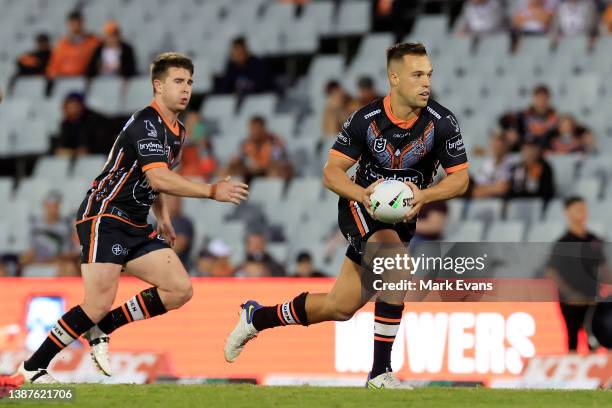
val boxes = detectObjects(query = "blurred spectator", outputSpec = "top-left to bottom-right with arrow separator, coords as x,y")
239,232 -> 285,277
20,191 -> 78,275
413,201 -> 449,244
602,2 -> 612,34
165,195 -> 194,268
14,33 -> 51,76
53,92 -> 111,157
454,0 -> 505,36
501,85 -> 558,150
322,80 -> 353,139
226,116 -> 293,182
293,251 -> 326,277
46,10 -> 99,78
348,76 -> 380,111
552,0 -> 597,40
86,21 -> 136,79
548,114 -> 595,154
179,111 -> 217,181
546,196 -> 607,351
219,37 -> 271,95
471,130 -> 515,198
511,0 -> 557,36
191,239 -> 234,277
507,141 -> 555,203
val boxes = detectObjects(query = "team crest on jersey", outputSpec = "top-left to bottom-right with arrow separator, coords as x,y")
445,115 -> 460,134
342,112 -> 355,130
373,138 -> 387,153
144,120 -> 158,138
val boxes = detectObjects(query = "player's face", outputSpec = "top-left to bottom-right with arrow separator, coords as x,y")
157,67 -> 193,112
390,55 -> 432,109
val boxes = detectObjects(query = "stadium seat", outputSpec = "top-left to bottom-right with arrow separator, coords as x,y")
542,199 -> 564,222
12,118 -> 49,155
11,77 -> 46,100
268,114 -> 296,139
465,198 -> 503,224
51,77 -> 87,101
547,154 -> 580,193
486,221 -> 526,242
308,54 -> 345,107
526,221 -> 565,242
505,198 -> 542,224
33,156 -> 71,180
248,178 -> 285,206
302,0 -> 334,36
201,94 -> 237,121
87,77 -> 125,116
284,19 -> 318,54
0,177 -> 13,202
571,178 -> 602,202
238,93 -> 277,122
444,220 -> 485,242
72,155 -> 107,181
335,1 -> 370,36
123,76 -> 152,114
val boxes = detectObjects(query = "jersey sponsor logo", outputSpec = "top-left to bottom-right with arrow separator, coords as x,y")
138,139 -> 165,156
144,120 -> 158,138
392,132 -> 408,139
342,112 -> 356,130
365,165 -> 424,186
446,135 -> 465,157
445,115 -> 460,133
336,131 -> 350,146
373,138 -> 387,153
111,243 -> 129,256
363,109 -> 381,120
427,106 -> 441,120
133,176 -> 158,206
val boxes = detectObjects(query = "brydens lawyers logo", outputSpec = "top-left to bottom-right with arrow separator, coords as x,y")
138,139 -> 165,156
446,135 -> 465,157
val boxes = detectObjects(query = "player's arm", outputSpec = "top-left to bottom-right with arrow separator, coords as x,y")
323,154 -> 382,215
322,113 -> 383,216
146,166 -> 248,204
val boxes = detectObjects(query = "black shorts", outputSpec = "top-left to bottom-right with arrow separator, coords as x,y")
338,198 -> 415,264
75,214 -> 169,265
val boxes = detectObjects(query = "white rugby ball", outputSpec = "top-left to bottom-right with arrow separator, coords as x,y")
370,180 -> 414,224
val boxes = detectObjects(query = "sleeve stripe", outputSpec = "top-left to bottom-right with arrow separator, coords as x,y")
445,162 -> 469,174
142,162 -> 168,172
330,149 -> 358,163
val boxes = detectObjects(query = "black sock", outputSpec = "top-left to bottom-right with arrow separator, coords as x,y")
371,301 -> 404,378
252,292 -> 309,331
97,287 -> 167,335
24,305 -> 94,370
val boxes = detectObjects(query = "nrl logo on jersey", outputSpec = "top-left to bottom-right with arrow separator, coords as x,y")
373,138 -> 387,153
144,120 -> 158,138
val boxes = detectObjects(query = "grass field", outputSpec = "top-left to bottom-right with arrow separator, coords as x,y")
1,384 -> 611,407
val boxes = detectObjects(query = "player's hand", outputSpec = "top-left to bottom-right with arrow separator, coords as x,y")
157,219 -> 176,247
362,178 -> 384,219
211,176 -> 249,205
403,181 -> 427,222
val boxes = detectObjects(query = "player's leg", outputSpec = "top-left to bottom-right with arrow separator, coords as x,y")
365,229 -> 409,384
224,255 -> 367,362
18,263 -> 121,382
94,248 -> 192,336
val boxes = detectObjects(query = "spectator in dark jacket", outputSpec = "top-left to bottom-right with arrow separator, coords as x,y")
86,21 -> 136,78
15,33 -> 51,76
219,37 -> 271,95
507,140 -> 555,204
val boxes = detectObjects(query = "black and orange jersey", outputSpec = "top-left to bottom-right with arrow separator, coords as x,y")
77,100 -> 185,225
330,96 -> 468,189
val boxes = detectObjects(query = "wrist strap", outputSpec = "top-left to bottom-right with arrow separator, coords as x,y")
210,183 -> 218,199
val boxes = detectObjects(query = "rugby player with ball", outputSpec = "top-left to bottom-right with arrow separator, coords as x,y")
225,43 -> 469,389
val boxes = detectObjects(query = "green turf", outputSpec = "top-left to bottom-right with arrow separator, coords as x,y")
1,384 -> 610,407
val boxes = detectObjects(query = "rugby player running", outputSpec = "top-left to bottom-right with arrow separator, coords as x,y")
224,43 -> 469,388
15,53 -> 249,383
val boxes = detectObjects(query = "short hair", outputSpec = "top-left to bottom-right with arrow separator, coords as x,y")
150,52 -> 194,94
357,76 -> 374,89
232,37 -> 247,48
533,84 -> 550,96
67,10 -> 82,21
296,251 -> 312,263
564,196 -> 585,209
250,115 -> 266,126
386,42 -> 427,67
